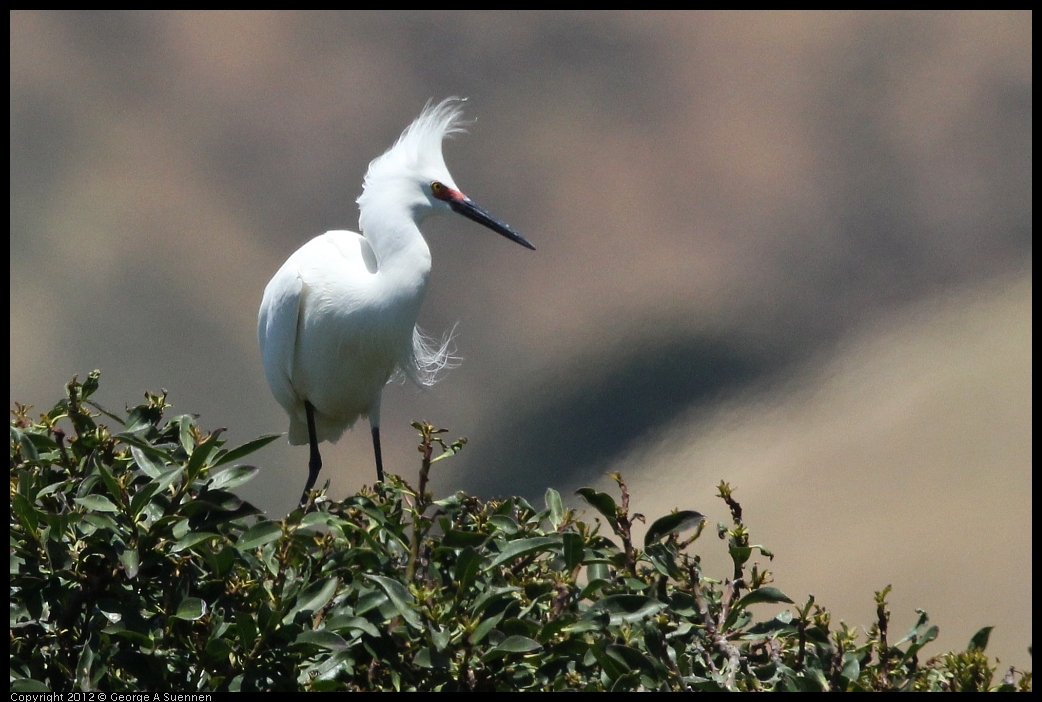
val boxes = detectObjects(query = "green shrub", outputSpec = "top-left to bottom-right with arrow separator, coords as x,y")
10,373 -> 1032,691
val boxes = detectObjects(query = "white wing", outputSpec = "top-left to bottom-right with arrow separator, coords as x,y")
258,253 -> 309,443
259,231 -> 409,445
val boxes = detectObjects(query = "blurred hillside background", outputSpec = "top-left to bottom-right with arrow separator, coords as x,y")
10,11 -> 1030,670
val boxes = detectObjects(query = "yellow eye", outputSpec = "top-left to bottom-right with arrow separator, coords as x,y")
431,181 -> 452,202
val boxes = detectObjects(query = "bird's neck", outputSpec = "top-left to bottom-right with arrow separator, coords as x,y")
359,201 -> 433,300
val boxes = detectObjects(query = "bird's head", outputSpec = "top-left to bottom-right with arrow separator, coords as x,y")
357,98 -> 535,250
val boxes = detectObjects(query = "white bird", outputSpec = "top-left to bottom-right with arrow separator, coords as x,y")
258,99 -> 535,506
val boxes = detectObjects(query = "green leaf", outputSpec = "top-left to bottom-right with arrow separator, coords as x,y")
736,587 -> 794,608
95,459 -> 124,509
80,370 -> 100,398
207,464 -> 260,491
578,579 -> 610,600
189,489 -> 258,522
645,542 -> 679,577
470,586 -> 521,616
563,531 -> 584,571
563,610 -> 611,634
116,433 -> 173,463
586,561 -> 610,582
454,546 -> 483,593
909,625 -> 939,657
185,429 -> 221,482
285,577 -> 339,622
587,594 -> 667,624
487,536 -> 561,569
172,597 -> 206,621
11,426 -> 39,462
433,626 -> 452,653
610,671 -> 643,692
236,612 -> 257,650
176,415 -> 197,455
492,635 -> 542,653
589,641 -> 630,681
170,532 -> 219,553
607,644 -> 657,675
364,574 -> 422,630
644,510 -> 705,547
300,511 -> 334,529
204,637 -> 234,665
82,513 -> 118,532
295,630 -> 348,651
546,487 -> 565,529
74,495 -> 119,513
840,652 -> 861,684
212,434 -> 281,467
729,545 -> 752,566
413,646 -> 452,669
968,626 -> 993,651
489,515 -> 519,535
237,521 -> 282,550
11,493 -> 39,534
430,435 -> 466,463
469,611 -> 505,645
119,546 -> 140,579
154,466 -> 186,493
326,615 -> 380,638
75,641 -> 95,692
441,529 -> 489,549
575,488 -> 619,530
129,481 -> 160,520
122,407 -> 156,434
354,589 -> 388,617
10,678 -> 51,692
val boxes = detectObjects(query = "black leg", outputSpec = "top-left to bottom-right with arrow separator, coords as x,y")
299,401 -> 322,506
372,426 -> 384,483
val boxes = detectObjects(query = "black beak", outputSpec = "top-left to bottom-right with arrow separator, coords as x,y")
448,194 -> 536,251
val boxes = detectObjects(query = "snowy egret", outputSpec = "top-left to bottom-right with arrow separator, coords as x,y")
258,98 -> 535,506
